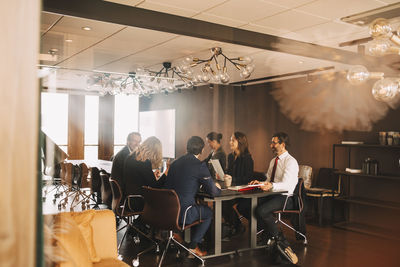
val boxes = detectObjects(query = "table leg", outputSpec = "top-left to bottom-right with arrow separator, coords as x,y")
214,199 -> 222,255
250,196 -> 257,248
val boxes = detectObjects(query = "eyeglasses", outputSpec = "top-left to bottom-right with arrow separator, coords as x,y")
270,141 -> 280,145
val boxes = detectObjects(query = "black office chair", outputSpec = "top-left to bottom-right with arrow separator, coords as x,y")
109,179 -> 157,254
137,186 -> 205,267
100,172 -> 112,209
273,178 -> 307,245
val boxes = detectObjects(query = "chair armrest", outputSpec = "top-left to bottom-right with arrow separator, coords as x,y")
122,194 -> 144,215
182,205 -> 193,230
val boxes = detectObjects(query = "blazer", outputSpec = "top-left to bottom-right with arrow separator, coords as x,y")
122,154 -> 165,211
203,147 -> 227,179
165,153 -> 221,217
111,145 -> 130,185
227,152 -> 254,186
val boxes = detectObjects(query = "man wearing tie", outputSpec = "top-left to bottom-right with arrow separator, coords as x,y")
249,132 -> 299,264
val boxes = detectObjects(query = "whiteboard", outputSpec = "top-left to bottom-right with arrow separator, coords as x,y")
139,109 -> 175,158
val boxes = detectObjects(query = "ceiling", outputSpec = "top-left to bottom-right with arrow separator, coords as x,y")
40,0 -> 400,90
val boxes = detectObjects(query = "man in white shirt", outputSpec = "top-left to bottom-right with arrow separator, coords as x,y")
249,132 -> 299,264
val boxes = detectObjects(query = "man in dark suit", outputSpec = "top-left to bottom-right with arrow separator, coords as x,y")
111,132 -> 141,184
165,136 -> 221,257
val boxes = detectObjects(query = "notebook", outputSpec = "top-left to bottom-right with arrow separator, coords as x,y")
210,159 -> 225,181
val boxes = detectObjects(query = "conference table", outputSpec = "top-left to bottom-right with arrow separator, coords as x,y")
198,188 -> 287,258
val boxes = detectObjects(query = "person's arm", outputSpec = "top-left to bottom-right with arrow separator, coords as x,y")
271,158 -> 299,192
199,163 -> 221,196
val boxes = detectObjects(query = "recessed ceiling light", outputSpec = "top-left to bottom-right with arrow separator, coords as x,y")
298,60 -> 304,64
48,48 -> 58,54
65,39 -> 73,43
82,26 -> 91,31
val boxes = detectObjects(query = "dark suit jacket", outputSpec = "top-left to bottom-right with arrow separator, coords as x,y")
111,145 -> 130,185
122,154 -> 165,211
203,147 -> 227,179
227,152 -> 254,185
165,153 -> 221,221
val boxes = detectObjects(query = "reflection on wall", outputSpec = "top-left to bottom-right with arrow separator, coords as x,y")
139,109 -> 176,158
270,73 -> 399,132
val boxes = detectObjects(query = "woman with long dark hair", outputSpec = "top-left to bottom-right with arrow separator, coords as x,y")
225,132 -> 254,186
204,132 -> 226,179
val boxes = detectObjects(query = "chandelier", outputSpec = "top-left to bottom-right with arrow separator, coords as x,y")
175,47 -> 255,84
86,62 -> 195,97
346,18 -> 400,102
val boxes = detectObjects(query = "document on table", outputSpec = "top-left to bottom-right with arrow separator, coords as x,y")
210,159 -> 225,181
228,184 -> 262,191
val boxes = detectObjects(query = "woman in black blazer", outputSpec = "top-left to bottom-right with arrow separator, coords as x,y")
226,132 -> 254,186
223,132 -> 254,236
122,136 -> 166,211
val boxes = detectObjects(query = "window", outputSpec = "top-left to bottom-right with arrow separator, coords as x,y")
85,95 -> 99,160
41,92 -> 68,154
114,95 -> 139,155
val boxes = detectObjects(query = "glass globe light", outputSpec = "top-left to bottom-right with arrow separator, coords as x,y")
245,63 -> 255,74
347,65 -> 370,85
372,78 -> 399,102
241,56 -> 253,65
240,68 -> 251,79
369,18 -> 392,40
183,55 -> 193,65
220,72 -> 230,83
367,39 -> 391,56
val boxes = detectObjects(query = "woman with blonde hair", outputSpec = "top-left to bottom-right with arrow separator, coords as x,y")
122,136 -> 167,211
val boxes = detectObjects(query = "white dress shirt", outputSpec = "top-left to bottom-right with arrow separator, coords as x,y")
266,151 -> 299,195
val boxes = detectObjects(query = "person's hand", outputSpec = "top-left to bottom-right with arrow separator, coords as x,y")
249,180 -> 260,185
164,158 -> 171,176
153,169 -> 161,179
215,182 -> 221,189
260,182 -> 273,191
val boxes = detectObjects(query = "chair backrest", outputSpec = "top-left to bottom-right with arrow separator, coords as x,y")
141,186 -> 181,232
91,167 -> 102,192
293,178 -> 305,213
315,168 -> 339,191
79,163 -> 90,188
109,178 -> 123,216
62,162 -> 74,186
298,165 -> 313,189
100,172 -> 112,206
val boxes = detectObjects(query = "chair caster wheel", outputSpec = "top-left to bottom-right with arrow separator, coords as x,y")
132,258 -> 139,267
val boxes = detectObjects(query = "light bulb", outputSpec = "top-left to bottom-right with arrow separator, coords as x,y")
220,72 -> 230,83
369,18 -> 392,40
240,68 -> 251,79
367,39 -> 391,56
372,78 -> 399,102
245,64 -> 255,74
201,73 -> 211,82
346,65 -> 383,85
183,55 -> 193,65
241,56 -> 253,65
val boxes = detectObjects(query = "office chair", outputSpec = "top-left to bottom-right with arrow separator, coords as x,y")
305,168 -> 340,225
109,179 -> 157,254
273,178 -> 307,245
137,186 -> 205,267
100,172 -> 112,209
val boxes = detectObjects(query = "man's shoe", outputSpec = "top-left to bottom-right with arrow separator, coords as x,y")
276,241 -> 298,264
173,232 -> 184,243
189,246 -> 207,257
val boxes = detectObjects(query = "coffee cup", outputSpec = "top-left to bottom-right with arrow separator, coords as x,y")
224,175 -> 232,187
